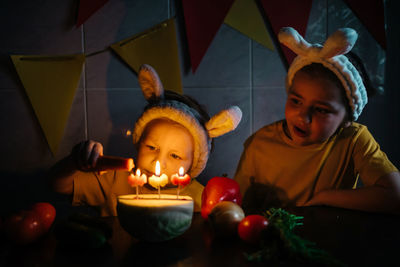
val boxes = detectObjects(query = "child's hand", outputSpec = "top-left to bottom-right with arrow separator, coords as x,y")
71,140 -> 103,172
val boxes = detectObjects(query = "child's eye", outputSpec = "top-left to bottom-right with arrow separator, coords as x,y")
146,145 -> 156,151
315,107 -> 331,114
171,153 -> 182,160
290,98 -> 301,105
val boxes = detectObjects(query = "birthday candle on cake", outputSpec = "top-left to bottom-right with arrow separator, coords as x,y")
148,161 -> 168,198
128,168 -> 147,198
171,167 -> 191,198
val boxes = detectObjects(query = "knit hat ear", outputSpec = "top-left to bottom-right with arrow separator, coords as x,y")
138,64 -> 164,100
206,106 -> 242,138
320,28 -> 358,58
278,27 -> 313,56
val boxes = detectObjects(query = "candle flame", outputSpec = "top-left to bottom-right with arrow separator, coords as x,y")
179,167 -> 184,176
136,168 -> 141,176
155,161 -> 160,176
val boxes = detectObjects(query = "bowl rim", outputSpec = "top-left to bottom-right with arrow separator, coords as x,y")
117,193 -> 194,201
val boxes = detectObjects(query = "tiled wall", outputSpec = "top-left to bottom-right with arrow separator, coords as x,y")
0,0 -> 398,192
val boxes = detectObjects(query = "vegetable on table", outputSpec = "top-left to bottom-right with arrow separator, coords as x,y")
245,208 -> 345,266
201,176 -> 242,219
117,194 -> 193,242
2,202 -> 56,245
208,201 -> 245,237
54,212 -> 113,249
238,214 -> 269,244
31,202 -> 56,231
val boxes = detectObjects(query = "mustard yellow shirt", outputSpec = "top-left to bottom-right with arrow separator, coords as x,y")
234,120 -> 398,206
72,170 -> 204,216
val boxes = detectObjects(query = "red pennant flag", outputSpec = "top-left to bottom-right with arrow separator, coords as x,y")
260,0 -> 313,68
76,0 -> 109,27
182,0 -> 235,73
343,0 -> 386,50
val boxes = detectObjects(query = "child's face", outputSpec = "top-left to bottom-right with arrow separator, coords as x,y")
284,71 -> 349,146
136,119 -> 194,180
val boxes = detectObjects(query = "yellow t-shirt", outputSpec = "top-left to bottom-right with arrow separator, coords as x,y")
234,120 -> 398,206
72,170 -> 204,216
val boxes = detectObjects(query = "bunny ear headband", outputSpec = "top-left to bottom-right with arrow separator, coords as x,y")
278,27 -> 367,121
133,64 -> 242,178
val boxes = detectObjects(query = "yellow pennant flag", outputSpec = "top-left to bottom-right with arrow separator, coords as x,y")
224,0 -> 274,50
11,54 -> 85,155
111,18 -> 183,94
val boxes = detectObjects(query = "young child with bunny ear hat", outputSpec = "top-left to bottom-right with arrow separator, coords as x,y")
48,64 -> 242,216
234,27 -> 400,215
133,64 -> 242,179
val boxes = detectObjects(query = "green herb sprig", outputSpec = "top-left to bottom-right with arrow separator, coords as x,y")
245,208 -> 346,266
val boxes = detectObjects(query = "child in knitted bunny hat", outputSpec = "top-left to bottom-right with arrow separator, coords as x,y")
133,64 -> 242,179
49,64 -> 242,216
234,27 -> 400,215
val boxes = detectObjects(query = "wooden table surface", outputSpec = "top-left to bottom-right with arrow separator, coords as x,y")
1,206 -> 399,267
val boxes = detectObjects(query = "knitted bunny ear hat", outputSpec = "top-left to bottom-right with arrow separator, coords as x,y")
278,27 -> 367,121
133,64 -> 242,178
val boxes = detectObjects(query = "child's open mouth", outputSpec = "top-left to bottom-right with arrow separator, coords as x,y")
293,125 -> 308,137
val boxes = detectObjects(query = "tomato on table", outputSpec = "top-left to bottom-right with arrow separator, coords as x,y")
3,202 -> 56,245
31,202 -> 56,231
3,210 -> 43,245
238,214 -> 269,244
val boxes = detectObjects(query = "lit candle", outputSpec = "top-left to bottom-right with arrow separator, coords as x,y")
148,161 -> 168,198
128,168 -> 147,198
171,167 -> 191,198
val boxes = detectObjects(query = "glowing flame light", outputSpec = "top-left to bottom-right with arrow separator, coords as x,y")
179,167 -> 184,176
136,169 -> 141,176
155,161 -> 160,176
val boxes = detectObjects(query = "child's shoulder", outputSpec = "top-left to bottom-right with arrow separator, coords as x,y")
342,122 -> 369,137
253,120 -> 284,136
339,122 -> 380,147
244,120 -> 284,145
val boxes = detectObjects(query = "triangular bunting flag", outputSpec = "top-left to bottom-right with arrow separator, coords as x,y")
11,54 -> 85,155
76,0 -> 109,27
343,0 -> 386,50
182,0 -> 235,73
111,18 -> 183,94
260,0 -> 313,68
224,0 -> 274,50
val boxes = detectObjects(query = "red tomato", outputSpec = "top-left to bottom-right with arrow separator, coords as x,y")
31,202 -> 56,231
238,215 -> 269,244
3,202 -> 56,245
4,210 -> 43,245
201,176 -> 242,220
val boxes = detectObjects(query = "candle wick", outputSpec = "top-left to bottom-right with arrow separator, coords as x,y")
177,184 -> 180,199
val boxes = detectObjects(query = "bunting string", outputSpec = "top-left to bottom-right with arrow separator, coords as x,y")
11,0 -> 385,155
